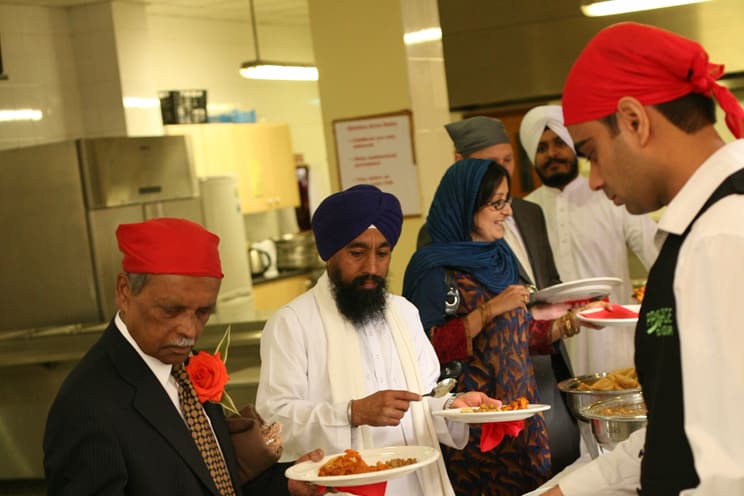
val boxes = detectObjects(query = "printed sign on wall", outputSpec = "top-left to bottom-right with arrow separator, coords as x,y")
332,110 -> 421,216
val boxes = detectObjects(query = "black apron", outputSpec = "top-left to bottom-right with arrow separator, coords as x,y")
636,168 -> 744,495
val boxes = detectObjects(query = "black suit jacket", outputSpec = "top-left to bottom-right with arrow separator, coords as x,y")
43,320 -> 289,496
510,197 -> 561,289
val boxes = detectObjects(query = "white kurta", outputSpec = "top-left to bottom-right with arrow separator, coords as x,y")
526,176 -> 658,375
256,283 -> 467,496
553,141 -> 744,495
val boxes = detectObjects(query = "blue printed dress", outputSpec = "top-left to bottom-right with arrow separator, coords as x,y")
439,271 -> 550,496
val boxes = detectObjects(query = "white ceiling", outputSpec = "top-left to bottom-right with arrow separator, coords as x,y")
1,0 -> 309,24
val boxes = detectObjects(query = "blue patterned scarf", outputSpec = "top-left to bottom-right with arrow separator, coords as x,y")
403,159 -> 520,313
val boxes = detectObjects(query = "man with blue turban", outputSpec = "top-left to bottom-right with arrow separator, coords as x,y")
257,185 -> 500,496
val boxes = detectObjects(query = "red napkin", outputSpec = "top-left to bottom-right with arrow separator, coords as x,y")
564,296 -> 609,307
582,305 -> 639,320
480,420 -> 525,452
317,482 -> 387,496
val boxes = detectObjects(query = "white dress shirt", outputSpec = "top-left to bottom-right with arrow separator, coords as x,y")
526,176 -> 658,375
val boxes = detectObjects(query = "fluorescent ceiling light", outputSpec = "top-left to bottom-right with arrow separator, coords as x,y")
123,97 -> 160,109
240,63 -> 318,81
581,0 -> 711,16
404,27 -> 442,45
239,0 -> 318,81
0,108 -> 42,122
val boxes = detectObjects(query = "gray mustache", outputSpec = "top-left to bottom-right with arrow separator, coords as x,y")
172,337 -> 196,347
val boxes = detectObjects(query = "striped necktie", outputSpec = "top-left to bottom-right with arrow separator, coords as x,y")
171,364 -> 237,496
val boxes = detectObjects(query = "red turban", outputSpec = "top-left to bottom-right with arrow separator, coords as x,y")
563,22 -> 744,139
116,218 -> 223,278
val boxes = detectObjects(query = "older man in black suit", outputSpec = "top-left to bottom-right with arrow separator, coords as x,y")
43,218 -> 320,496
418,116 -> 580,473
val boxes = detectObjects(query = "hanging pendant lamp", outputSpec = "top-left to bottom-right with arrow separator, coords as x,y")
239,0 -> 318,81
580,0 -> 711,17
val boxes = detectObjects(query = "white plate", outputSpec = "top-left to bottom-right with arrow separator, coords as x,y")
284,445 -> 439,487
532,277 -> 622,304
577,304 -> 641,327
432,404 -> 551,423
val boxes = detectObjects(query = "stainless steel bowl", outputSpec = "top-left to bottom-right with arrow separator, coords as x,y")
581,392 -> 647,451
557,372 -> 642,422
273,232 -> 325,270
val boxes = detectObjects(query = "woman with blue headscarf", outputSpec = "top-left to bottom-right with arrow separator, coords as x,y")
403,159 -> 575,496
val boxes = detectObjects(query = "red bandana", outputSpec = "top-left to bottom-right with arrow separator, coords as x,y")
563,22 -> 744,139
116,217 -> 223,278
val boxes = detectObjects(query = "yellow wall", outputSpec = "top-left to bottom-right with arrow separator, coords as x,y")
307,0 -> 463,295
308,0 -> 422,293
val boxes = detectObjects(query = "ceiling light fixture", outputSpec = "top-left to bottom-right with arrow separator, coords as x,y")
0,109 -> 43,122
404,27 -> 442,45
581,0 -> 711,17
239,0 -> 318,81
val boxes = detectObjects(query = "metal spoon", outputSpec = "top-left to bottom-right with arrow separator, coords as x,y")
422,378 -> 457,398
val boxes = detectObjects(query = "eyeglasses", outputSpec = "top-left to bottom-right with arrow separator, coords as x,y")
484,197 -> 512,211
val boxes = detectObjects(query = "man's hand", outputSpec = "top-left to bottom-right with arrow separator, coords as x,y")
351,390 -> 421,427
541,485 -> 563,495
573,300 -> 611,330
530,302 -> 571,321
287,448 -> 324,496
451,391 -> 501,410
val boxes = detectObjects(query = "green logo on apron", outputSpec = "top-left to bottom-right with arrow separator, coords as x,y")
645,307 -> 674,337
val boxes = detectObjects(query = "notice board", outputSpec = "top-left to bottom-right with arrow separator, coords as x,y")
332,110 -> 421,216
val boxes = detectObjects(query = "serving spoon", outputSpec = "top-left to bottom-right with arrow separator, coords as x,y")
422,378 -> 457,398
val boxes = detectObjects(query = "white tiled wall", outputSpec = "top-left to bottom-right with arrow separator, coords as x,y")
0,4 -> 83,149
114,2 -> 162,136
146,14 -> 330,211
0,3 -> 332,211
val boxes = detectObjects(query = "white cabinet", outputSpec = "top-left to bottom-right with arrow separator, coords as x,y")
165,123 -> 299,213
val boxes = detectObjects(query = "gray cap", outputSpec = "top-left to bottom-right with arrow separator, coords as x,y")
444,116 -> 511,156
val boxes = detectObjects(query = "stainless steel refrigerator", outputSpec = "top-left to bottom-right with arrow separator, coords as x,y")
0,135 -> 255,481
0,135 -> 205,332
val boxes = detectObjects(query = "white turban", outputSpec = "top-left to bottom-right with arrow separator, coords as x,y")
519,105 -> 575,165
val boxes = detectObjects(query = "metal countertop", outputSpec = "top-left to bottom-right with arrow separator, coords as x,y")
0,308 -> 274,368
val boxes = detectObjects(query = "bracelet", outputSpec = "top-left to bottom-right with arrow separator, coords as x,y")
480,303 -> 490,329
561,312 -> 574,337
347,399 -> 355,427
443,392 -> 464,410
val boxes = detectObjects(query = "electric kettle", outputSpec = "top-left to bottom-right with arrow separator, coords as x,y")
248,247 -> 272,277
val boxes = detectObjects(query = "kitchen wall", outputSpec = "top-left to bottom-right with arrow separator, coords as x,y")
0,4 -> 84,149
147,14 -> 330,212
439,0 -> 744,111
0,2 -> 331,212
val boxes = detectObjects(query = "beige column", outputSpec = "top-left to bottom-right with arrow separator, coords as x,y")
68,1 -> 161,137
308,0 -> 452,293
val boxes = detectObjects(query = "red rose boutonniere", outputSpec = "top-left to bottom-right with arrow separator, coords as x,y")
185,325 -> 239,415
